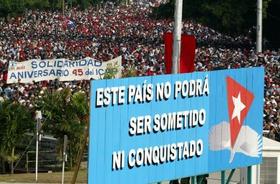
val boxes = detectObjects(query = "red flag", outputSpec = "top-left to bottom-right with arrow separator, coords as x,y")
226,76 -> 254,148
164,32 -> 196,74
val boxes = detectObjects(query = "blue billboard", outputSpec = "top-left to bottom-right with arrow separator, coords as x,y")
89,67 -> 264,184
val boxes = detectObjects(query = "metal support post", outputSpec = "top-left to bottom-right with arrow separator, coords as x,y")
35,111 -> 42,182
221,171 -> 226,184
256,165 -> 260,184
62,135 -> 68,184
191,176 -> 197,184
247,166 -> 252,184
172,0 -> 183,74
226,169 -> 235,184
26,152 -> 29,173
35,119 -> 39,182
171,1 -> 183,184
256,0 -> 262,52
197,176 -> 204,184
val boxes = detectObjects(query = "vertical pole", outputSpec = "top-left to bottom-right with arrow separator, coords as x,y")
172,0 -> 183,74
35,119 -> 39,182
171,1 -> 185,183
256,165 -> 260,184
247,166 -> 252,184
35,111 -> 42,183
256,0 -> 262,52
26,152 -> 29,173
62,135 -> 68,184
251,165 -> 259,184
221,171 -> 225,184
11,147 -> 14,174
171,4 -> 184,180
191,176 -> 197,184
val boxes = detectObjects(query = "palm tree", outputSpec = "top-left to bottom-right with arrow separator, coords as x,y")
0,100 -> 34,174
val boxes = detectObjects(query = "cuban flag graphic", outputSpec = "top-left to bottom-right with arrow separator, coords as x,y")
209,76 -> 262,163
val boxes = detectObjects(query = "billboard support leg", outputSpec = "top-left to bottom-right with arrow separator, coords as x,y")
197,176 -> 204,184
226,169 -> 235,184
191,176 -> 197,184
221,171 -> 225,184
247,166 -> 252,184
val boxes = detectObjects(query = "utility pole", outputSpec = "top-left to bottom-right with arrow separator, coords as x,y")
35,111 -> 42,182
170,2 -> 183,183
172,0 -> 183,74
256,0 -> 262,52
62,135 -> 68,184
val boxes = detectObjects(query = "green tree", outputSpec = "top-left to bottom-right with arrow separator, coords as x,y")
153,0 -> 271,36
36,88 -> 88,169
0,0 -> 49,18
264,0 -> 280,48
0,0 -> 23,18
103,62 -> 121,79
69,0 -> 103,9
70,91 -> 89,184
0,100 -> 34,174
25,0 -> 50,9
201,0 -> 270,35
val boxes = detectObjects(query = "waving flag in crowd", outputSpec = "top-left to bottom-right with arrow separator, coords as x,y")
164,32 -> 196,74
63,19 -> 76,30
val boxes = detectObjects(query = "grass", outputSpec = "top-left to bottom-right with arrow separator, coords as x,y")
0,170 -> 87,183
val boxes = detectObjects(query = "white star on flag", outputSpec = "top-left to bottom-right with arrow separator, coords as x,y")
232,92 -> 246,123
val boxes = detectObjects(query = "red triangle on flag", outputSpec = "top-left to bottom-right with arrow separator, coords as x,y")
226,77 -> 254,148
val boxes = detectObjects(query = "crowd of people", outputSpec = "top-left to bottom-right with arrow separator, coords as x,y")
0,1 -> 279,140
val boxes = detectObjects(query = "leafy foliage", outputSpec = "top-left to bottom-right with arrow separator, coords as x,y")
25,0 -> 50,9
0,100 -> 34,173
153,0 -> 273,38
35,88 -> 88,169
264,0 -> 280,49
0,0 -> 24,17
103,62 -> 120,79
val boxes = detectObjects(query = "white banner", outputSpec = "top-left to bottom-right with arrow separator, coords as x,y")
7,56 -> 122,84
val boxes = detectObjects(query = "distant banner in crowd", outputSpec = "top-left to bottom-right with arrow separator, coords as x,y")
7,57 -> 122,84
164,32 -> 196,74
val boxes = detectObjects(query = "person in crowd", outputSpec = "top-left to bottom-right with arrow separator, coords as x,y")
0,1 -> 279,140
